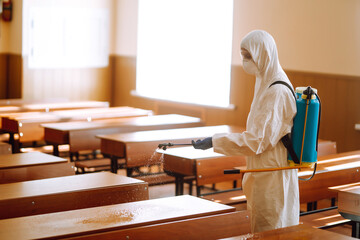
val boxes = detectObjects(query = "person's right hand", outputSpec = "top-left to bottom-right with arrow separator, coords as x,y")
191,137 -> 213,150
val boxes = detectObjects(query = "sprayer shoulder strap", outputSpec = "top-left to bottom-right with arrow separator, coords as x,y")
269,81 -> 300,164
269,81 -> 296,100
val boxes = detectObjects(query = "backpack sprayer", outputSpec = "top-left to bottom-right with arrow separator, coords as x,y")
224,84 -> 321,181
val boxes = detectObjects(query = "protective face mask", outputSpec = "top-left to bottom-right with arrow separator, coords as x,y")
243,60 -> 258,75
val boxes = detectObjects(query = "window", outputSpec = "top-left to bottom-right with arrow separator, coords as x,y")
135,0 -> 234,108
28,7 -> 109,69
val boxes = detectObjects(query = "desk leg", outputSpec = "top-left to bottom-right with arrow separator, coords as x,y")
175,176 -> 184,196
331,198 -> 336,207
9,133 -> 20,153
126,168 -> 133,177
53,144 -> 59,156
110,156 -> 119,174
352,221 -> 360,238
307,202 -> 317,211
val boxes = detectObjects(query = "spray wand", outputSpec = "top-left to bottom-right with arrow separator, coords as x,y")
158,143 -> 193,150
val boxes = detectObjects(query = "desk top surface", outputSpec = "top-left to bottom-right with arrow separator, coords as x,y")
2,107 -> 152,123
0,99 -> 101,106
97,125 -> 244,143
0,152 -> 67,169
0,172 -> 144,200
42,114 -> 202,131
298,150 -> 360,177
329,183 -> 360,193
0,195 -> 234,240
160,146 -> 225,159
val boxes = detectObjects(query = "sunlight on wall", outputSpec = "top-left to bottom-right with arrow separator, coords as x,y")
136,0 -> 233,108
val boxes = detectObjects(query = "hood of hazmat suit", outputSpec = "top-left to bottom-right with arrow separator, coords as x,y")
213,30 -> 299,233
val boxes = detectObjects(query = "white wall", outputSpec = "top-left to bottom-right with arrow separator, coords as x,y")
233,0 -> 360,76
114,0 -> 360,77
113,0 -> 138,56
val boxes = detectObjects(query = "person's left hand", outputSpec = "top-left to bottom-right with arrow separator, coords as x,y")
192,137 -> 213,150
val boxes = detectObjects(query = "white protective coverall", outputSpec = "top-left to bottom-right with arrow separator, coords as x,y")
213,30 -> 299,233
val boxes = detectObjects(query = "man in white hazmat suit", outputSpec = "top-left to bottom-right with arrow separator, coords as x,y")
192,30 -> 299,232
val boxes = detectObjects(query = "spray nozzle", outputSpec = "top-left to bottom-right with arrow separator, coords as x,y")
158,143 -> 174,150
157,142 -> 193,150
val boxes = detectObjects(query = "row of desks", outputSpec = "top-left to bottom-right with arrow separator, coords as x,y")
0,150 -> 249,239
1,106 -> 154,152
98,125 -> 244,174
0,101 -> 353,239
44,114 -> 204,159
0,139 -> 354,239
0,180 -> 353,240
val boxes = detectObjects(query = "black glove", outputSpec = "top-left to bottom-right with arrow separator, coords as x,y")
192,137 -> 213,150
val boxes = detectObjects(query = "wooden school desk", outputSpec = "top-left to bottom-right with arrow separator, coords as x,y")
0,172 -> 149,219
162,146 -> 245,196
162,140 -> 342,196
0,100 -> 110,114
97,125 -> 244,176
43,114 -> 204,166
233,224 -> 355,240
0,152 -> 74,184
0,142 -> 11,154
298,150 -> 360,206
329,183 -> 360,238
1,106 -> 152,153
0,195 -> 250,240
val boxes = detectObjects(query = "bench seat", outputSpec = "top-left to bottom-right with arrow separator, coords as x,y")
300,209 -> 350,229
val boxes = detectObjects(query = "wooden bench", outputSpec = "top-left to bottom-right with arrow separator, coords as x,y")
0,172 -> 149,219
97,125 -> 244,177
0,195 -> 250,240
1,106 -> 152,153
300,208 -> 350,229
74,158 -> 125,174
293,151 -> 360,233
299,150 -> 360,209
0,152 -> 75,184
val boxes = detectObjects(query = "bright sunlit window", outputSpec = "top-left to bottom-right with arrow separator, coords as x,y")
136,0 -> 234,108
28,7 -> 109,69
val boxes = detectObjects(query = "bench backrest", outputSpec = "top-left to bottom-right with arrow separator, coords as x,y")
318,140 -> 337,156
